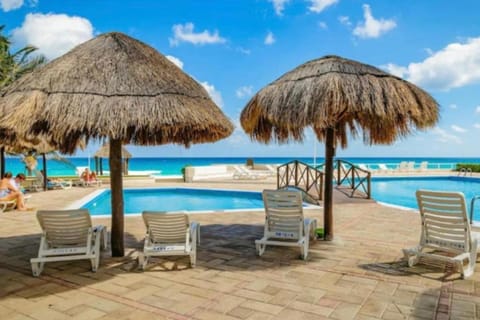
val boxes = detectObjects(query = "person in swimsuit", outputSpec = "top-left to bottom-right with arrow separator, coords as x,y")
0,173 -> 28,210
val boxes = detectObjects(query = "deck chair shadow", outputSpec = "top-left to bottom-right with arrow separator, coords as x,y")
403,190 -> 479,279
256,190 -> 317,260
30,209 -> 108,276
138,211 -> 200,270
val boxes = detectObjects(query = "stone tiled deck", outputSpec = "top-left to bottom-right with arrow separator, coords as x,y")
1,177 -> 480,319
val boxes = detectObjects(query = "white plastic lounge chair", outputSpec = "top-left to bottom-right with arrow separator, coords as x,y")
30,209 -> 107,277
138,211 -> 200,270
419,161 -> 428,171
358,164 -> 370,171
232,165 -> 269,179
403,190 -> 479,279
0,200 -> 16,212
407,161 -> 415,171
398,161 -> 408,172
378,164 -> 391,173
33,170 -> 72,190
256,190 -> 317,260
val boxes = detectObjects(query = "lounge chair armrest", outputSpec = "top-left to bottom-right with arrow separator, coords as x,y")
190,222 -> 200,245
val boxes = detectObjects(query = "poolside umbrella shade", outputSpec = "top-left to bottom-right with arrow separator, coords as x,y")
94,143 -> 132,175
240,55 -> 439,240
0,32 -> 234,256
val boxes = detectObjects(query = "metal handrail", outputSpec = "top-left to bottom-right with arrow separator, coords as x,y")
470,195 -> 480,223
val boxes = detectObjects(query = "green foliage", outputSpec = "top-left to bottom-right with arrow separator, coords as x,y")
0,25 -> 46,88
456,163 -> 480,172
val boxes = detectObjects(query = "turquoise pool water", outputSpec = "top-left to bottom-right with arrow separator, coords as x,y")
82,188 -> 265,215
371,176 -> 480,220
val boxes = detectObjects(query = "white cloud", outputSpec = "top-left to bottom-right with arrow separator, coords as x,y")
0,0 -> 22,11
12,13 -> 94,60
449,104 -> 458,109
237,47 -> 251,55
353,4 -> 396,39
264,31 -> 275,45
236,86 -> 253,99
474,123 -> 480,129
169,23 -> 226,46
382,63 -> 408,78
318,21 -> 328,29
451,125 -> 467,133
163,57 -> 223,109
424,48 -> 434,56
432,127 -> 462,144
476,106 -> 480,113
338,16 -> 352,27
269,0 -> 290,16
201,81 -> 223,108
307,0 -> 338,13
384,37 -> 480,91
165,55 -> 184,69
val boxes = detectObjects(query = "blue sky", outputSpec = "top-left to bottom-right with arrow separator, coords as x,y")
2,0 -> 480,158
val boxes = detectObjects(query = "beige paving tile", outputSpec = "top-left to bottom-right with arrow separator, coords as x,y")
1,178 -> 479,320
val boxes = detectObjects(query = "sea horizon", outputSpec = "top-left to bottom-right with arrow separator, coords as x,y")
4,155 -> 477,177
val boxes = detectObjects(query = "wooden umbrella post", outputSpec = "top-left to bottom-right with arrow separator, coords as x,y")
42,153 -> 47,191
323,127 -> 335,241
0,146 -> 4,178
109,139 -> 124,257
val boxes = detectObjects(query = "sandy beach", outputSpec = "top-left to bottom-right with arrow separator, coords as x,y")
1,174 -> 479,319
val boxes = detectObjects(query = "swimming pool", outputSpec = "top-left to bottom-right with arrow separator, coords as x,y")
371,176 -> 480,220
81,188 -> 265,215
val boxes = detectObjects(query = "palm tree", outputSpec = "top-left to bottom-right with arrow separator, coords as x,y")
0,25 -> 46,177
0,25 -> 46,87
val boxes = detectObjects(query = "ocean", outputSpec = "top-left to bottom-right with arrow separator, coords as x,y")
3,156 -> 479,177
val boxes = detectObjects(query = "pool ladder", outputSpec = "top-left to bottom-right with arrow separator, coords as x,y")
458,167 -> 473,176
470,196 -> 480,227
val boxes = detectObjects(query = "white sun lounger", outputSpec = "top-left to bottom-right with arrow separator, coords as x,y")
30,209 -> 108,276
138,211 -> 200,270
403,190 -> 479,279
256,190 -> 317,260
0,200 -> 17,212
233,165 -> 270,179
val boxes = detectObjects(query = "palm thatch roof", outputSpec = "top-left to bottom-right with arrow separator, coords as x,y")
94,143 -> 132,159
241,55 -> 439,148
0,32 -> 233,153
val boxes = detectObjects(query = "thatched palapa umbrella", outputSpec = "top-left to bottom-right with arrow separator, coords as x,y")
0,32 -> 234,256
241,55 -> 439,240
94,143 -> 132,175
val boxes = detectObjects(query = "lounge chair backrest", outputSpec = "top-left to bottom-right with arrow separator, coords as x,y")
262,190 -> 303,240
416,190 -> 472,253
37,209 -> 92,247
142,212 -> 189,244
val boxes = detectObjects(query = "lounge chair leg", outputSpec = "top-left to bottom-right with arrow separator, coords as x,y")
190,252 -> 196,268
31,262 -> 41,277
138,254 -> 149,270
256,243 -> 266,256
301,241 -> 308,260
101,228 -> 108,250
91,257 -> 99,272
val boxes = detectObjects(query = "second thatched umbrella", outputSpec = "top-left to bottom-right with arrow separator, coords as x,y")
0,32 -> 234,256
241,55 -> 439,240
94,143 -> 132,175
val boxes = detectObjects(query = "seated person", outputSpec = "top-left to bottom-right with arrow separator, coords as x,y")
11,173 -> 26,193
80,168 -> 99,184
0,173 -> 29,210
38,170 -> 71,189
